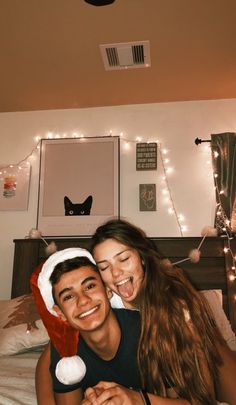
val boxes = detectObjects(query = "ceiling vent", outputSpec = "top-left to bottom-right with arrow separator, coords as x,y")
100,40 -> 151,71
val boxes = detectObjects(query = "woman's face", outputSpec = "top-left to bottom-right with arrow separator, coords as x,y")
93,238 -> 144,306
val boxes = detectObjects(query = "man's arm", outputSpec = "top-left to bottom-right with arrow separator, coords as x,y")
36,342 -> 84,405
54,388 -> 83,405
35,343 -> 55,405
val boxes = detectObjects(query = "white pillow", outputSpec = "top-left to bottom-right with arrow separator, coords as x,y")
0,293 -> 49,356
201,289 -> 236,351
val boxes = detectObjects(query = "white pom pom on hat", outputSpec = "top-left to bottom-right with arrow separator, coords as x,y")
56,356 -> 87,385
37,247 -> 96,385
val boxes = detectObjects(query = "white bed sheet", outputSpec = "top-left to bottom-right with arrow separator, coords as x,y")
0,350 -> 41,405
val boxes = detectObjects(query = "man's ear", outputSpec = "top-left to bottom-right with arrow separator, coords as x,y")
53,304 -> 67,322
106,287 -> 113,300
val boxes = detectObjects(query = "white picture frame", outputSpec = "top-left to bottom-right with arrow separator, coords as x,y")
37,136 -> 120,236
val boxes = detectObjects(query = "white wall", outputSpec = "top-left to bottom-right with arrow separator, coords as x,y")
0,98 -> 236,298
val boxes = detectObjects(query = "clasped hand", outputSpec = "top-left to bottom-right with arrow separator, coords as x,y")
81,381 -> 143,405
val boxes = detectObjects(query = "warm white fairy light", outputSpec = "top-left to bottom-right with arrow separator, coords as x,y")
2,130 -> 206,242
211,146 -> 236,282
166,167 -> 173,174
158,144 -> 184,236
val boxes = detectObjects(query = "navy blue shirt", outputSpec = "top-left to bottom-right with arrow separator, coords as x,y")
50,309 -> 141,393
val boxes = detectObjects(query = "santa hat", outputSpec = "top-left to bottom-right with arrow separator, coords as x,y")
30,247 -> 96,385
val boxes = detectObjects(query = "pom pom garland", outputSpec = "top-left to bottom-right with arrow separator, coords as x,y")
201,226 -> 218,237
26,228 -> 58,257
45,241 -> 57,256
172,225 -> 217,266
188,248 -> 201,263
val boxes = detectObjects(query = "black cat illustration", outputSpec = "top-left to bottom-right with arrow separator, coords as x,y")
64,195 -> 93,216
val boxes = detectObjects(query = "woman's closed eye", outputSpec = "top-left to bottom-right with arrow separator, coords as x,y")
98,264 -> 109,272
119,255 -> 130,264
120,256 -> 129,262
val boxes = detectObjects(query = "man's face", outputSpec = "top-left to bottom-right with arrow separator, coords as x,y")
53,266 -> 112,333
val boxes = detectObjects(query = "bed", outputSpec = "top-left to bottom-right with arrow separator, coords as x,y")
0,235 -> 235,404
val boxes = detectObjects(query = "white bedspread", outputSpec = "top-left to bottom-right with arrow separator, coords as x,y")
0,351 -> 40,405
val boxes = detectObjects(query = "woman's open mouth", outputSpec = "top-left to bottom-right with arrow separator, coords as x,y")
116,277 -> 134,298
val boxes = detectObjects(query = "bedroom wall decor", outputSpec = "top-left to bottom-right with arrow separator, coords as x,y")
136,142 -> 157,170
139,183 -> 156,211
0,162 -> 31,210
37,136 -> 120,236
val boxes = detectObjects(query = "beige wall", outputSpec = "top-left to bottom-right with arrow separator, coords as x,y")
0,98 -> 235,298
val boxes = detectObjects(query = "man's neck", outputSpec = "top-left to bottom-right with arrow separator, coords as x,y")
80,309 -> 121,361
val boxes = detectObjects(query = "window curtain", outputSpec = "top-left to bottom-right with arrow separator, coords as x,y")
211,132 -> 236,234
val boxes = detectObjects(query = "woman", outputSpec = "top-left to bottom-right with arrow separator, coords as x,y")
35,219 -> 236,404
90,219 -> 231,404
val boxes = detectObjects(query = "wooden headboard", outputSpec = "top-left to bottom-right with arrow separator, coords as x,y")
12,236 -> 236,333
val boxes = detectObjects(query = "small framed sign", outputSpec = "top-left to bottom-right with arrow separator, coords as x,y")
139,184 -> 156,211
136,142 -> 157,170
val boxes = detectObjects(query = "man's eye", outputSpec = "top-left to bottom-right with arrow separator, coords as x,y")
63,294 -> 73,302
85,283 -> 96,290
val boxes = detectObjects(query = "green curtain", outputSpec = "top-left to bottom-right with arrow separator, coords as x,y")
211,133 -> 236,234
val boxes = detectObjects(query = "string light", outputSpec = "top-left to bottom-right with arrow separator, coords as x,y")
211,145 -> 236,282
3,130 -> 234,280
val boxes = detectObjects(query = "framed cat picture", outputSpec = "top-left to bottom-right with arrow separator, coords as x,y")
37,136 -> 120,236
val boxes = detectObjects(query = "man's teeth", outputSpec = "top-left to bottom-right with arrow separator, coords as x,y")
116,278 -> 130,286
79,306 -> 98,318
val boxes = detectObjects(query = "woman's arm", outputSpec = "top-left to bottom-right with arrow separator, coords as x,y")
216,340 -> 236,404
35,343 -> 55,405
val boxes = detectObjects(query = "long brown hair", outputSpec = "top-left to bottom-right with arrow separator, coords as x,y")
91,219 -> 222,404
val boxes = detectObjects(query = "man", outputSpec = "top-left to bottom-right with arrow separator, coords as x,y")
35,248 -> 141,404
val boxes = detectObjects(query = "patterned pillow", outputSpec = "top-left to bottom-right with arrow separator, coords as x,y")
201,289 -> 236,351
0,293 -> 49,356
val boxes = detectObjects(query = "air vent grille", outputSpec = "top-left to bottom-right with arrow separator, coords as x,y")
132,45 -> 144,64
100,40 -> 151,70
106,47 -> 119,67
